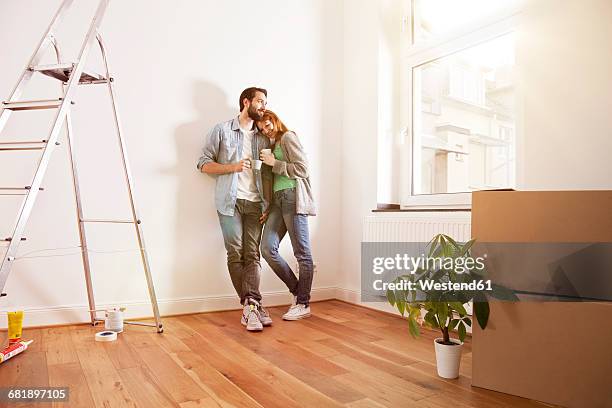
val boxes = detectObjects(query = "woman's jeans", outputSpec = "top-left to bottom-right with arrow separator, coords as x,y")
262,188 -> 314,306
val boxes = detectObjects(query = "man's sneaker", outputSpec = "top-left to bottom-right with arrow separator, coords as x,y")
241,302 -> 263,331
258,305 -> 273,326
282,304 -> 311,321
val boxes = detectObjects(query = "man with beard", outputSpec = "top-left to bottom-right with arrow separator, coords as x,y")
197,87 -> 273,331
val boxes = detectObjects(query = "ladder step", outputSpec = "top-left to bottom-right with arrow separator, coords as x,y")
80,219 -> 137,224
3,237 -> 26,242
0,187 -> 45,191
2,98 -> 63,111
29,63 -> 108,85
0,187 -> 44,196
0,140 -> 48,151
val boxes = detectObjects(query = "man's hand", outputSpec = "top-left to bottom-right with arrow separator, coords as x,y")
234,159 -> 251,172
259,210 -> 269,224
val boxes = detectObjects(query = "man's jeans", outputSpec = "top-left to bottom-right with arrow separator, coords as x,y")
217,199 -> 263,304
261,188 -> 314,305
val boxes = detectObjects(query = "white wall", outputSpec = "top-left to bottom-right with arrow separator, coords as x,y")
0,0 -> 344,327
516,0 -> 612,190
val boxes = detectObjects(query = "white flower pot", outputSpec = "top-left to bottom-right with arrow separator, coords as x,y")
434,338 -> 463,379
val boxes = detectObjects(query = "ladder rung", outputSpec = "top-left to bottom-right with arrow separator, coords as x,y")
2,99 -> 63,111
3,237 -> 26,242
29,63 -> 108,85
0,140 -> 48,152
80,219 -> 137,224
0,187 -> 45,191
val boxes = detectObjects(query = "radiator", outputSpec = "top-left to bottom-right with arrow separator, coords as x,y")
362,212 -> 473,314
363,213 -> 471,242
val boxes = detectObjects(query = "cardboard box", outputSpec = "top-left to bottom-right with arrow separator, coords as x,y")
471,190 -> 612,408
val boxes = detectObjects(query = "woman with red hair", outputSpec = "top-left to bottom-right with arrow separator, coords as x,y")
257,110 -> 316,320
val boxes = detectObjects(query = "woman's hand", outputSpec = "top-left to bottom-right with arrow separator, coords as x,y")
260,150 -> 276,166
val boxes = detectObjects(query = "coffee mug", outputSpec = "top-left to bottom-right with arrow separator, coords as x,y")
252,159 -> 263,170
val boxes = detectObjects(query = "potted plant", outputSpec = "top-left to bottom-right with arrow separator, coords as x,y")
386,234 -> 517,379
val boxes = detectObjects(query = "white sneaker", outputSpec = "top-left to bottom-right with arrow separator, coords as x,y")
258,305 -> 273,327
282,304 -> 311,321
241,301 -> 263,331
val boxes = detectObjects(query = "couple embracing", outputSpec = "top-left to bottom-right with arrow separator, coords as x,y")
197,87 -> 316,332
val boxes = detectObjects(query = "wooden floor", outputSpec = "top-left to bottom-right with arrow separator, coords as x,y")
0,300 -> 552,408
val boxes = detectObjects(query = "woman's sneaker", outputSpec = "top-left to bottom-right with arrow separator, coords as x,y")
282,304 -> 311,321
258,305 -> 273,326
241,301 -> 263,331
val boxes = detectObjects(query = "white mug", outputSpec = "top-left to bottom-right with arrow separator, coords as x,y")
252,159 -> 263,170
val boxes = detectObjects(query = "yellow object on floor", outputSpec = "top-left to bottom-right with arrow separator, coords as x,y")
7,311 -> 23,345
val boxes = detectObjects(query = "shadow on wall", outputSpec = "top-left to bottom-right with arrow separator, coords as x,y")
170,81 -> 235,298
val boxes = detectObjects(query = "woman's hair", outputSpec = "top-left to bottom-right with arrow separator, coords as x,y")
260,109 -> 290,136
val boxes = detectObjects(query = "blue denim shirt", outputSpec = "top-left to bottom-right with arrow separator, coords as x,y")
197,117 -> 272,216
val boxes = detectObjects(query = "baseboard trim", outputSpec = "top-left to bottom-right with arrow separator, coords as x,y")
0,286 -> 338,329
0,287 -> 408,329
333,287 -> 403,316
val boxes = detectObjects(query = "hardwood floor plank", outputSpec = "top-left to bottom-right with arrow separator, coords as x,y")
333,370 -> 424,408
117,365 -> 180,408
202,312 -> 348,376
103,335 -> 142,370
346,398 -> 389,408
198,313 -> 366,404
150,319 -> 263,408
297,315 -> 383,343
48,362 -> 95,408
43,326 -> 79,366
329,353 -> 436,401
123,342 -> 212,405
180,316 -> 344,408
0,350 -> 50,408
169,349 -> 264,408
72,327 -> 139,408
177,326 -> 303,408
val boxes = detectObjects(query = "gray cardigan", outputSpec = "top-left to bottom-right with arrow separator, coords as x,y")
272,131 -> 316,216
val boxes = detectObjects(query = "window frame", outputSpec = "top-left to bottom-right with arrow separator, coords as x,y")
400,2 -> 523,210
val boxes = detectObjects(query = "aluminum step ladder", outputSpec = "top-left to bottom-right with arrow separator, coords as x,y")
0,0 -> 163,333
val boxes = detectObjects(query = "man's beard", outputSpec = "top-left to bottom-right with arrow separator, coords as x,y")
247,104 -> 264,121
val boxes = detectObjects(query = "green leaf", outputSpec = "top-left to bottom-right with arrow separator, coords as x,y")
444,235 -> 460,248
489,284 -> 520,301
427,235 -> 437,257
449,319 -> 460,331
449,301 -> 467,316
463,317 -> 472,327
474,301 -> 490,330
458,239 -> 475,257
458,321 -> 467,342
386,288 -> 395,306
397,300 -> 406,316
424,310 -> 439,329
408,316 -> 421,338
437,302 -> 449,328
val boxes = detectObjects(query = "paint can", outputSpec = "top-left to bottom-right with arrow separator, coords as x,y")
104,308 -> 124,333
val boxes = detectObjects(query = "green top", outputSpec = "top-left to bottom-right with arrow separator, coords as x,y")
273,143 -> 297,192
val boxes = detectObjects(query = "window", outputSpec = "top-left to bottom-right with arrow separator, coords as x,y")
401,1 -> 521,209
